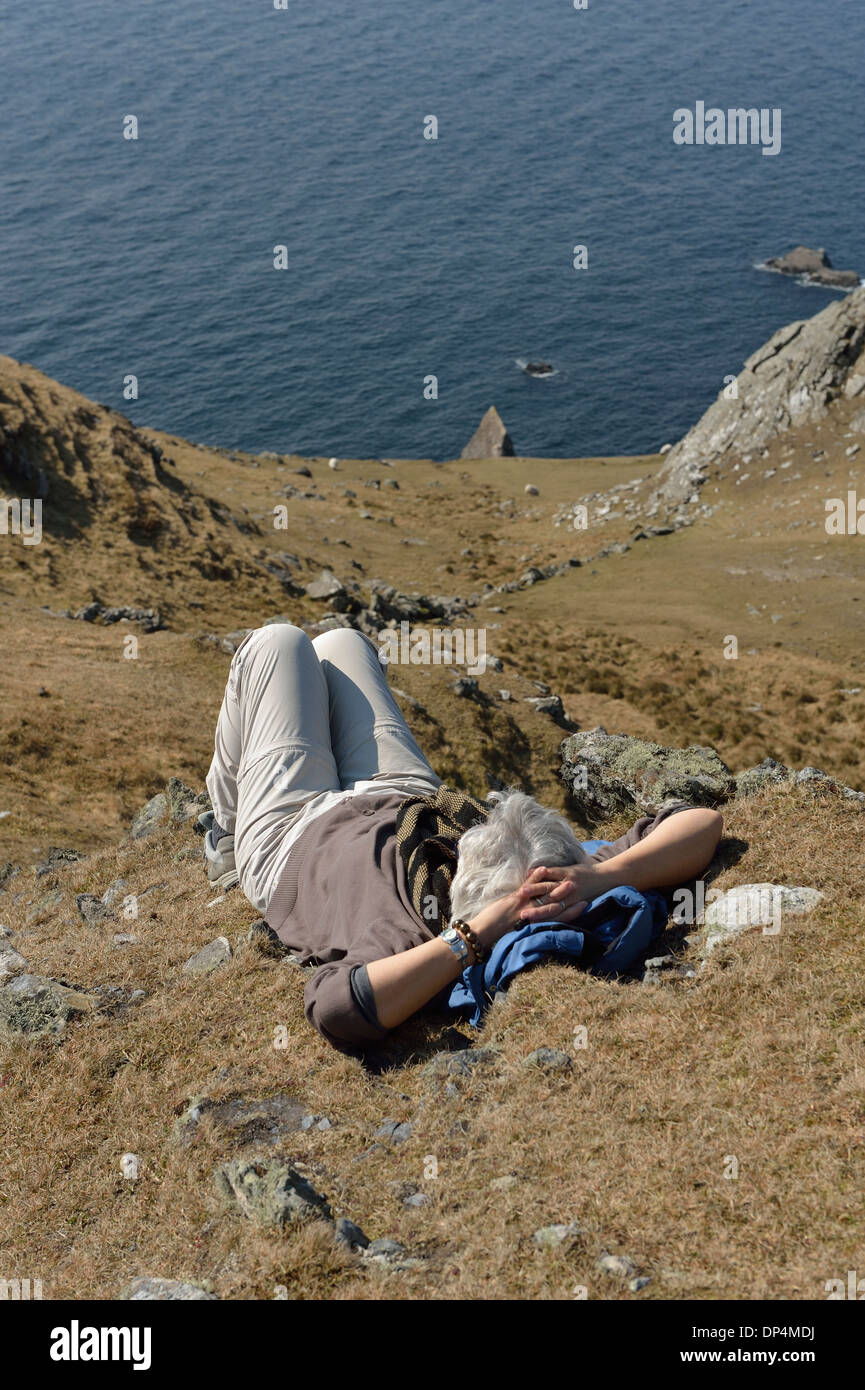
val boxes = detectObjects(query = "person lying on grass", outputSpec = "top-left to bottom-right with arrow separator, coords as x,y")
202,623 -> 723,1049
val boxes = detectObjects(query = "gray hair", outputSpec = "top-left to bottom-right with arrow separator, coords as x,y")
448,789 -> 591,922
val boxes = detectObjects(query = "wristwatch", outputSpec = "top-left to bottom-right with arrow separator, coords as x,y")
441,925 -> 471,965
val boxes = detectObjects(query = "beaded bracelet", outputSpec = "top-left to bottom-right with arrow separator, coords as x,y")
449,918 -> 488,965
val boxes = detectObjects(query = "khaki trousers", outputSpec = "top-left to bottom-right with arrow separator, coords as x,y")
206,623 -> 441,912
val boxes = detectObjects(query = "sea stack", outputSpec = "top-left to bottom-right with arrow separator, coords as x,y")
764,246 -> 860,289
461,406 -> 515,459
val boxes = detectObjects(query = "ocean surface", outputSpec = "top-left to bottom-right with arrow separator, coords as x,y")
2,0 -> 864,461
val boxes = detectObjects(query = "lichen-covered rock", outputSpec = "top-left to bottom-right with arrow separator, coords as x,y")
167,777 -> 210,823
560,727 -> 733,824
0,973 -> 93,1036
25,888 -> 63,924
34,846 -> 85,878
523,1048 -> 573,1073
122,1278 -> 218,1301
76,893 -> 113,925
183,936 -> 232,975
702,883 -> 824,954
129,792 -> 168,840
214,1156 -> 332,1228
533,1223 -> 583,1249
734,757 -> 793,798
735,757 -> 865,802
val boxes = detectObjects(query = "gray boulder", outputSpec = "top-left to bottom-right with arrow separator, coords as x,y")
0,973 -> 93,1036
129,793 -> 169,840
215,1157 -> 332,1228
702,883 -> 824,954
306,569 -> 346,603
560,727 -> 733,824
461,406 -> 516,459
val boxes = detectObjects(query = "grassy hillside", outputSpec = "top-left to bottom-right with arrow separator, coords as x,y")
1,344 -> 863,1300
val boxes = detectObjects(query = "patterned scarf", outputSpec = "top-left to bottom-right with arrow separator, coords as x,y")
394,784 -> 490,927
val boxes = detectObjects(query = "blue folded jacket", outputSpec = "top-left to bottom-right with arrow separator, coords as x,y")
447,839 -> 669,1026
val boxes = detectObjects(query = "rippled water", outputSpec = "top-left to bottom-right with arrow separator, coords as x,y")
2,0 -> 863,459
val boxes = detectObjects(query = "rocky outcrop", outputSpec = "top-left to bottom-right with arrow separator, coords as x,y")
651,285 -> 865,508
560,727 -> 733,824
764,246 -> 860,290
215,1156 -> 332,1228
0,973 -> 93,1037
461,406 -> 515,459
735,756 -> 865,803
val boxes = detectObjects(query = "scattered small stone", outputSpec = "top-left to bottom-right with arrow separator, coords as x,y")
334,1217 -> 369,1250
183,936 -> 232,975
0,942 -> 28,978
533,1223 -> 582,1249
523,1047 -> 573,1073
596,1252 -> 638,1278
113,934 -> 139,946
403,1192 -> 432,1208
76,893 -> 113,925
101,878 -> 129,908
374,1118 -> 414,1144
123,1278 -> 218,1301
452,676 -> 481,700
301,1114 -> 332,1132
629,1275 -> 652,1292
524,484 -> 539,495
365,1238 -> 406,1259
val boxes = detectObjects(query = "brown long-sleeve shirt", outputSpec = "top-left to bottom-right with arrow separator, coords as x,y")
265,794 -> 692,1050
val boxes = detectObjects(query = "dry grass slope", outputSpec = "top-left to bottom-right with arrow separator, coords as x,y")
1,346 -> 864,1300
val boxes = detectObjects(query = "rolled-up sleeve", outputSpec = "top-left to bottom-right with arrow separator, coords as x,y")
304,958 -> 390,1048
591,801 -> 695,863
302,911 -> 434,1049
